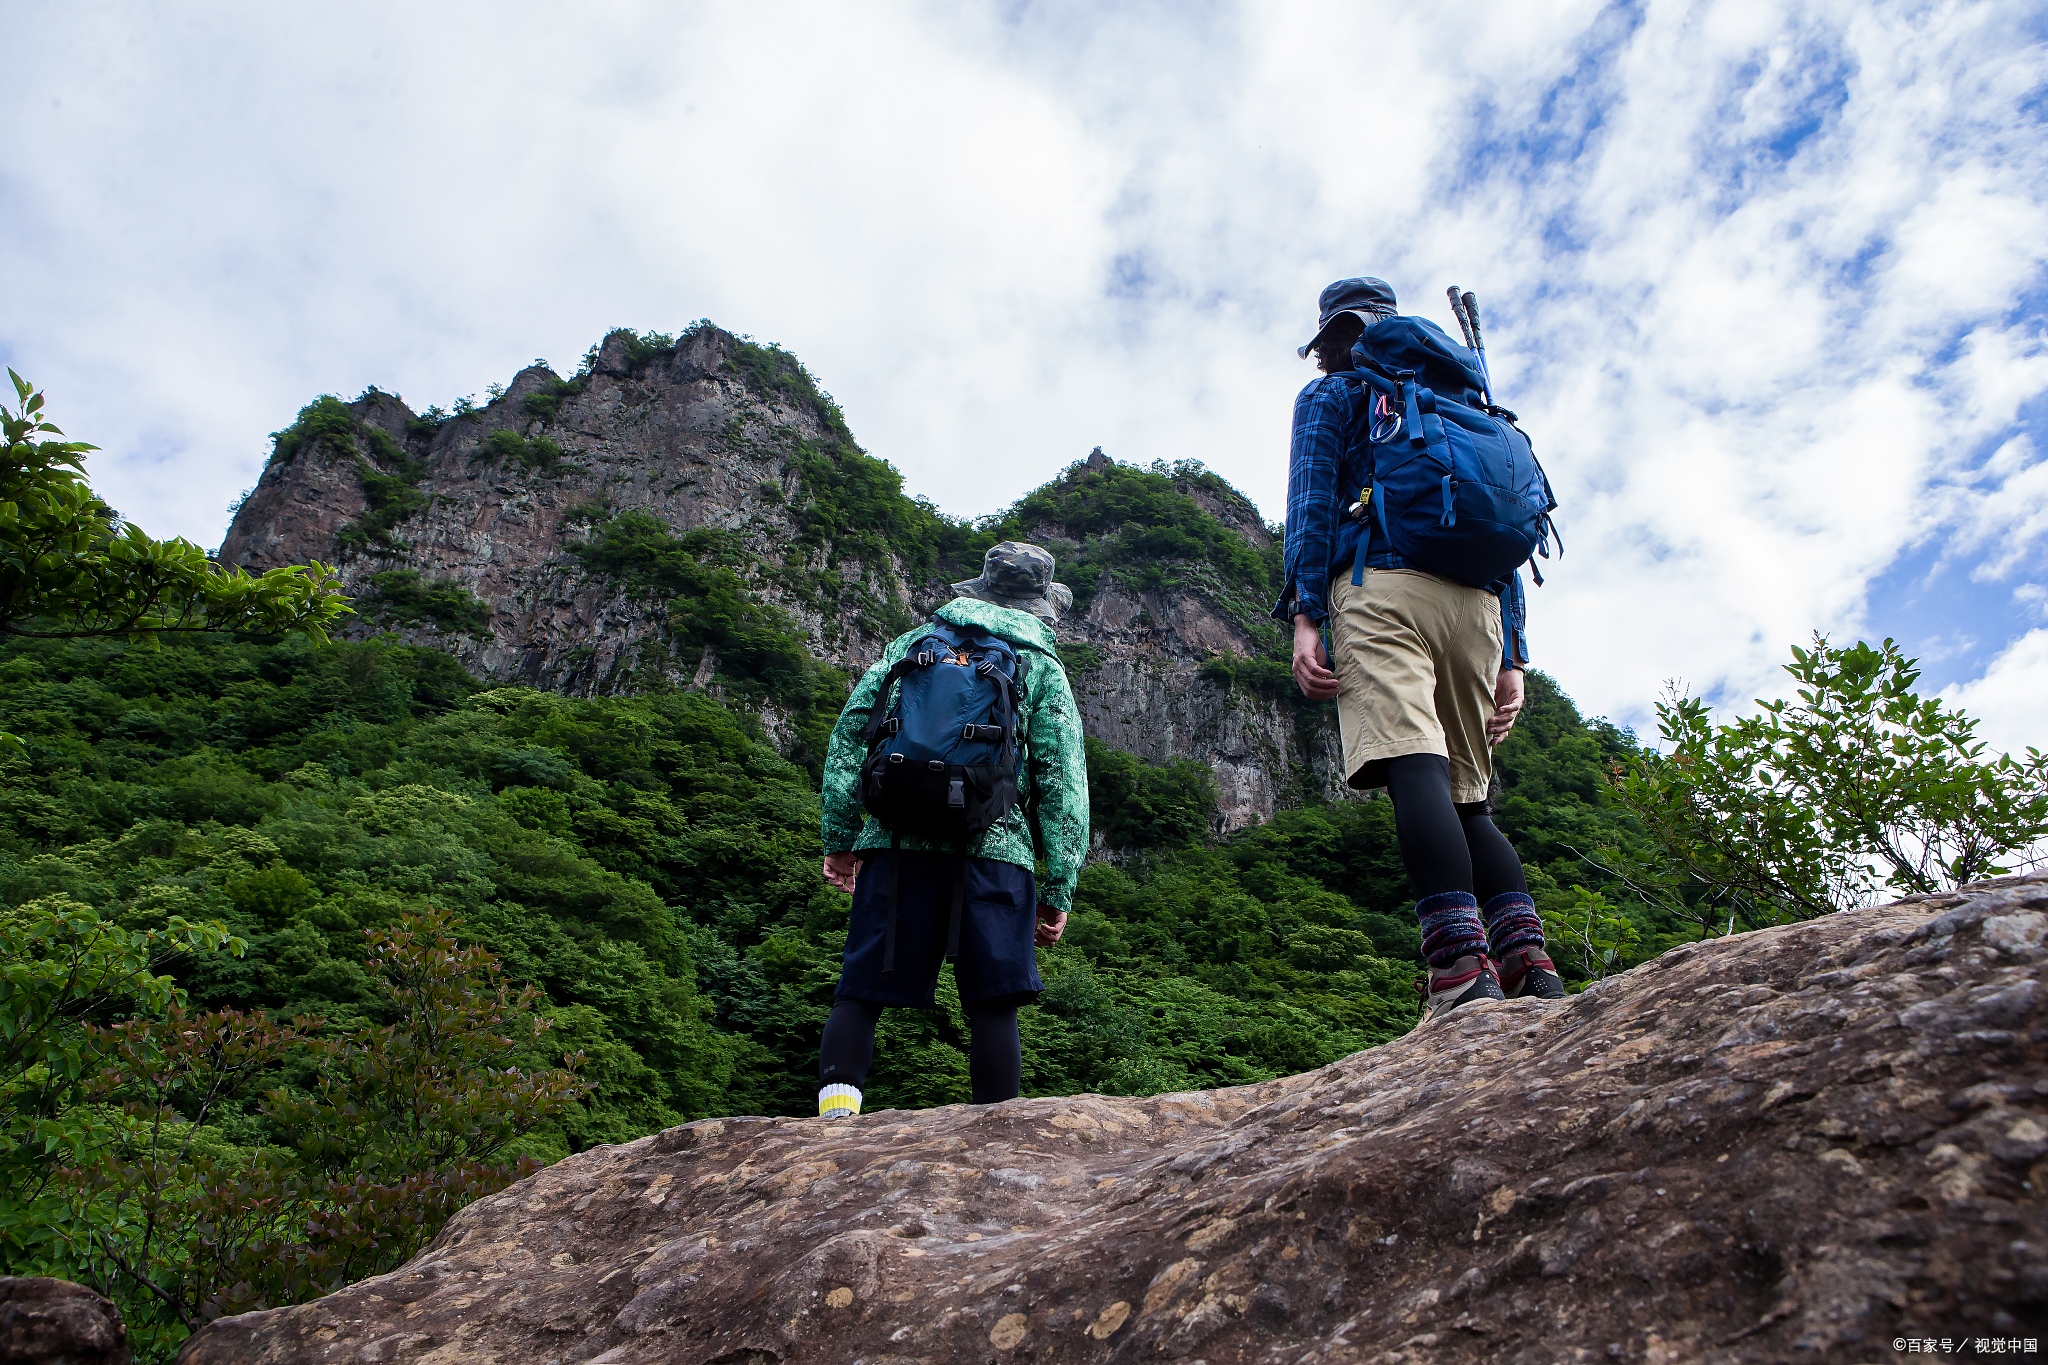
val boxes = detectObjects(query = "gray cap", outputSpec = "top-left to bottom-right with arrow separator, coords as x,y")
952,541 -> 1073,621
1297,276 -> 1398,358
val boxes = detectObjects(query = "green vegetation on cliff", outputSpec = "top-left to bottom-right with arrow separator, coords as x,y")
356,569 -> 492,638
0,622 -> 1667,1134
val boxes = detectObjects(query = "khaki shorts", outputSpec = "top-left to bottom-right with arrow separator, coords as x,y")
1329,568 -> 1504,803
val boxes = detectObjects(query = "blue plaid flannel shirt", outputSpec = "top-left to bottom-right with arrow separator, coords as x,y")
1270,373 -> 1529,669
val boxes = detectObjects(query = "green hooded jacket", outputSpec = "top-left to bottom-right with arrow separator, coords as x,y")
820,598 -> 1090,914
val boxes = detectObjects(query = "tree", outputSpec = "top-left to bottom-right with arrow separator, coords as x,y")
1538,886 -> 1641,984
0,371 -> 347,645
51,909 -> 587,1356
1610,636 -> 2048,927
0,898 -> 242,1271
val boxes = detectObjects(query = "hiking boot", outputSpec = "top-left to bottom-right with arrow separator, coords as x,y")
1416,954 -> 1504,1025
1497,946 -> 1567,1000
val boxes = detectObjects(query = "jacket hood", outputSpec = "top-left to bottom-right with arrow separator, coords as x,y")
935,597 -> 1059,655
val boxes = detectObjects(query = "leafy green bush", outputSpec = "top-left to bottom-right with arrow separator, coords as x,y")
0,898 -> 240,1279
0,375 -> 347,701
332,420 -> 431,556
14,907 -> 585,1360
1611,636 -> 2048,929
568,512 -> 846,773
359,570 -> 492,639
578,328 -> 679,378
522,372 -> 588,425
405,406 -> 449,439
1008,458 -> 1273,606
1084,738 -> 1218,848
1538,885 -> 1641,985
267,396 -> 357,466
1057,642 -> 1105,674
474,428 -> 568,474
725,339 -> 853,440
1197,652 -> 1301,700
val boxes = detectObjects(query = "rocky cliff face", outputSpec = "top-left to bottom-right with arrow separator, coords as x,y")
217,328 -> 1343,828
180,875 -> 2048,1364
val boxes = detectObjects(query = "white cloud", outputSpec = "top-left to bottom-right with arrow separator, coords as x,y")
1941,627 -> 2048,758
1,0 -> 2043,733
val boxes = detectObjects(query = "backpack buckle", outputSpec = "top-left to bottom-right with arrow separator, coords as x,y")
914,650 -> 936,667
928,760 -> 945,772
947,778 -> 965,809
887,753 -> 904,765
975,657 -> 995,676
961,724 -> 979,741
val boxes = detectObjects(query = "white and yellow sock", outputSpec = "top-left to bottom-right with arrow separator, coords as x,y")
818,1083 -> 862,1118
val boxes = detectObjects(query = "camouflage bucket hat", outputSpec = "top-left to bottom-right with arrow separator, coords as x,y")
951,541 -> 1073,621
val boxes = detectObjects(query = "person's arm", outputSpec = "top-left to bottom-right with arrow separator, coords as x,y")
1022,657 -> 1089,926
1486,570 -> 1529,746
1268,379 -> 1351,629
819,654 -> 893,882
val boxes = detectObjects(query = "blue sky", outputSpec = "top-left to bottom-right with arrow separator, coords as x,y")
3,0 -> 2043,750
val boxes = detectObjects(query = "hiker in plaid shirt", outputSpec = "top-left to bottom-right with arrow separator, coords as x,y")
1272,276 -> 1560,1024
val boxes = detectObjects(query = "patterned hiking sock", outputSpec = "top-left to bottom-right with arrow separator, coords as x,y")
1416,891 -> 1486,970
1482,892 -> 1544,961
818,1083 -> 862,1118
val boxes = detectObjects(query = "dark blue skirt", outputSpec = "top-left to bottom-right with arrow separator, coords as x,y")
835,852 -> 1042,1008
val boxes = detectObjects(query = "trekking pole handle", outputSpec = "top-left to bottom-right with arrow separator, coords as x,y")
1445,286 -> 1476,350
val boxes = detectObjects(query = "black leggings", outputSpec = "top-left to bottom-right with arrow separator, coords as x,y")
1383,753 -> 1526,903
818,997 -> 1022,1105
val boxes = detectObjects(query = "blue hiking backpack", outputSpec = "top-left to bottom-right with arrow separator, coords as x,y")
1335,315 -> 1559,589
858,620 -> 1025,842
856,621 -> 1028,973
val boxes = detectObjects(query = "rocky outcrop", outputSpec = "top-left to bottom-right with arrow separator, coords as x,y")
221,328 -> 899,693
0,1277 -> 130,1365
180,876 -> 2048,1364
216,328 -> 1346,827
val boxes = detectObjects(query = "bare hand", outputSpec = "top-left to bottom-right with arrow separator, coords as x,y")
1035,905 -> 1068,946
1487,668 -> 1525,746
822,851 -> 862,894
1291,614 -> 1340,700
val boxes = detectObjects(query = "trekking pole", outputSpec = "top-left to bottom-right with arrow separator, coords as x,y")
1445,286 -> 1477,350
1461,290 -> 1494,403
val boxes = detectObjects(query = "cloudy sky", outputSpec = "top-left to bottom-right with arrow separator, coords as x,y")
5,0 -> 2044,750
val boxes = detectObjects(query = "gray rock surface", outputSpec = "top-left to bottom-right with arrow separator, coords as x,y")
0,1277 -> 130,1365
180,876 -> 2048,1364
216,327 -> 1345,827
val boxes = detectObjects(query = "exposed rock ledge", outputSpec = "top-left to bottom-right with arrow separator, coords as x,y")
182,877 -> 2048,1364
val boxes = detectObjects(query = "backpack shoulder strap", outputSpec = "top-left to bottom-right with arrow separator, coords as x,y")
859,636 -> 946,747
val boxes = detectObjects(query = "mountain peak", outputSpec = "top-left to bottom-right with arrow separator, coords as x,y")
218,326 -> 1342,828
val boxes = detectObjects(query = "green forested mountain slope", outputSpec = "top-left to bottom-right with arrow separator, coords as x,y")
6,376 -> 1670,1138
0,616 -> 1658,1144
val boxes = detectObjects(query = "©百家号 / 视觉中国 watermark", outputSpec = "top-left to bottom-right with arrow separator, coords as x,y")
1895,1337 -> 2039,1355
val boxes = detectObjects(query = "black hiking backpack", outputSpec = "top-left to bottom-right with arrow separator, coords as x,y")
856,620 -> 1026,841
855,621 -> 1028,972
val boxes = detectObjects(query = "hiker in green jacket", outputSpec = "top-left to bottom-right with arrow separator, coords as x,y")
815,542 -> 1090,1118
